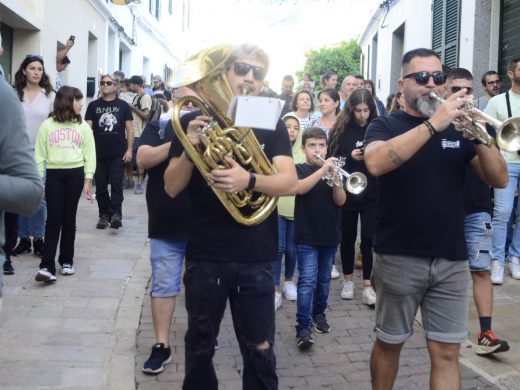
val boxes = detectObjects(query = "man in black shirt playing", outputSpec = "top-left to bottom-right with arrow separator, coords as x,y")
164,44 -> 298,390
364,48 -> 507,390
85,74 -> 133,229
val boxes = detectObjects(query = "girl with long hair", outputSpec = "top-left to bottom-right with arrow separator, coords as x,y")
34,86 -> 96,283
11,55 -> 55,261
328,88 -> 379,307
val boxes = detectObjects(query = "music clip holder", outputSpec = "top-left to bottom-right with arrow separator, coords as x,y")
228,96 -> 284,130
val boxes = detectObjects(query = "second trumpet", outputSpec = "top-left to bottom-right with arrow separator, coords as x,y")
316,155 -> 367,195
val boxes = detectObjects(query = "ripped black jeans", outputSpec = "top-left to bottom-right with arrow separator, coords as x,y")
182,260 -> 277,390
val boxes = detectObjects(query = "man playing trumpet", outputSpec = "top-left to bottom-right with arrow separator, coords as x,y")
364,48 -> 507,390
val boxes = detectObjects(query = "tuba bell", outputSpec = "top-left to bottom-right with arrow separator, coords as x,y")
169,45 -> 278,226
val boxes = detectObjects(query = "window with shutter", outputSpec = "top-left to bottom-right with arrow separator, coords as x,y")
431,0 -> 460,68
499,0 -> 520,90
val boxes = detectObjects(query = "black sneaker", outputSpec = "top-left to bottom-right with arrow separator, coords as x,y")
313,313 -> 331,334
110,214 -> 122,229
3,260 -> 14,275
142,343 -> 172,374
12,238 -> 31,256
33,238 -> 44,258
96,215 -> 110,229
296,327 -> 314,350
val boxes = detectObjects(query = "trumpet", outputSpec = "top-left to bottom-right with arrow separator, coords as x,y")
429,92 -> 520,151
316,155 -> 367,195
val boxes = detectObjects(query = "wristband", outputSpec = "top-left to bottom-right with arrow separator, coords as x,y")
423,120 -> 437,137
246,172 -> 256,191
471,138 -> 483,145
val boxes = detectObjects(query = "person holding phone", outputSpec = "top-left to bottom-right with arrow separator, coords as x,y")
55,35 -> 75,89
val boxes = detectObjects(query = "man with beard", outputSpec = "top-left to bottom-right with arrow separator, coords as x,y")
364,48 -> 507,390
487,57 -> 520,285
474,71 -> 501,110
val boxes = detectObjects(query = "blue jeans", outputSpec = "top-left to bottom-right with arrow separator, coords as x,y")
464,212 -> 492,271
273,216 -> 297,286
150,236 -> 187,298
295,244 -> 337,331
492,162 -> 520,265
18,197 -> 47,238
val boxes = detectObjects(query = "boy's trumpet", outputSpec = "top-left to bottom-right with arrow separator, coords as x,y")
316,155 -> 367,195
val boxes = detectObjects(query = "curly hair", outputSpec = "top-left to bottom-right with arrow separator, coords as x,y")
51,86 -> 83,123
13,55 -> 54,101
328,88 -> 378,156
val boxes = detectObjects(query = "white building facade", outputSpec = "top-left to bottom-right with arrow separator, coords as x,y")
358,0 -> 519,102
0,0 -> 186,99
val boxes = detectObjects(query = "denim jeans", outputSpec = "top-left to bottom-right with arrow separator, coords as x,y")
183,261 -> 277,390
18,197 -> 47,238
295,244 -> 337,331
273,216 -> 297,286
492,162 -> 520,265
464,212 -> 493,271
150,236 -> 187,298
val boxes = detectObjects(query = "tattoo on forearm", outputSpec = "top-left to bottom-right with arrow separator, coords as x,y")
388,147 -> 404,167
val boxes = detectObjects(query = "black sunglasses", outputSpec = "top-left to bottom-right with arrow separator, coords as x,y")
25,54 -> 44,62
486,80 -> 501,85
451,86 -> 473,94
100,81 -> 115,86
233,62 -> 266,81
402,71 -> 447,86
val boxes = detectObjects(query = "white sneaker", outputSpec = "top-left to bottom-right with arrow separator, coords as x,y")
362,286 -> 376,306
330,264 -> 340,279
491,260 -> 504,285
35,268 -> 56,283
282,281 -> 297,301
507,257 -> 520,279
60,264 -> 75,275
274,292 -> 282,311
340,280 -> 354,300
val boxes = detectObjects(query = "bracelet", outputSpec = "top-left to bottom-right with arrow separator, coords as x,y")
246,172 -> 256,191
183,151 -> 193,163
423,120 -> 437,137
471,138 -> 483,145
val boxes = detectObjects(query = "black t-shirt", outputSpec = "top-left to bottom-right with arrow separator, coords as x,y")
294,163 -> 342,246
169,110 -> 293,262
277,93 -> 293,118
85,97 -> 133,159
329,121 -> 378,210
464,166 -> 492,215
138,120 -> 190,239
364,110 -> 476,260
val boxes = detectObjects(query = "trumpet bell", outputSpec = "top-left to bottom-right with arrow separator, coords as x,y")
346,172 -> 367,195
496,117 -> 520,152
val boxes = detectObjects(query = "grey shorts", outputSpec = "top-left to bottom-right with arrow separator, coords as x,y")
371,252 -> 470,344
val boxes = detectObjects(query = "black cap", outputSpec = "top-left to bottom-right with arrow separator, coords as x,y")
128,75 -> 143,86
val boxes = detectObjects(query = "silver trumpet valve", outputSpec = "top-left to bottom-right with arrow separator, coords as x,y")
316,154 -> 367,195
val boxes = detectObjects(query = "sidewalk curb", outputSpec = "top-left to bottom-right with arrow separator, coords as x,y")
105,239 -> 151,390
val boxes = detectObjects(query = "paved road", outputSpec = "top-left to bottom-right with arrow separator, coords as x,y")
1,187 -> 519,389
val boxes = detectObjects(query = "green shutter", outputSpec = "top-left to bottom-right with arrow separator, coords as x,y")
431,0 -> 460,68
500,0 -> 520,90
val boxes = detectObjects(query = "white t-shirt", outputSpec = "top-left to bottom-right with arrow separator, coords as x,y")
22,89 -> 56,146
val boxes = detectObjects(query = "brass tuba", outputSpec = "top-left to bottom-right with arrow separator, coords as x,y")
169,45 -> 278,226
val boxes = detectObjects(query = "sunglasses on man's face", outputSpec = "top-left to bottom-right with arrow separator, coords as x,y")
486,80 -> 501,86
100,81 -> 115,86
451,86 -> 473,94
233,62 -> 266,81
402,71 -> 447,86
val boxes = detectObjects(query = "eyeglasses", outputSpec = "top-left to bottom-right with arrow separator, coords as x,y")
402,71 -> 447,86
451,86 -> 473,94
486,80 -> 501,85
25,54 -> 44,62
233,62 -> 266,81
100,81 -> 115,86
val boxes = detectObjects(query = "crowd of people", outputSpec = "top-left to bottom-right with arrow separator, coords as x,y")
2,32 -> 520,389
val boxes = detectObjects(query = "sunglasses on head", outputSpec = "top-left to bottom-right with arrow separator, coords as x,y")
100,80 -> 115,86
451,86 -> 473,94
25,54 -> 44,62
233,62 -> 266,81
402,71 -> 447,86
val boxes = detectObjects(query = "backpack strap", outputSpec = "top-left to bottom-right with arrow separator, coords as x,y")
506,91 -> 513,118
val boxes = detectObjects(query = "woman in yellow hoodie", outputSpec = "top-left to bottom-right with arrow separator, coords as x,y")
34,86 -> 96,283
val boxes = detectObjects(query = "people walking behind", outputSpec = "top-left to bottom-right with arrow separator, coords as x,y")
364,48 -> 506,390
320,71 -> 338,90
487,57 -> 520,285
164,43 -> 298,390
11,55 -> 56,260
444,67 -> 510,355
307,88 -> 340,135
364,79 -> 386,116
85,74 -> 133,230
328,88 -> 379,307
277,75 -> 295,118
294,127 -> 346,350
339,75 -> 359,110
275,115 -> 306,310
285,90 -> 319,129
474,70 -> 501,110
136,105 -> 192,373
128,75 -> 151,194
34,86 -> 96,283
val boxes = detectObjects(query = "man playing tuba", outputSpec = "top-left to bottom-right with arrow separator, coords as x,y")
164,44 -> 297,390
